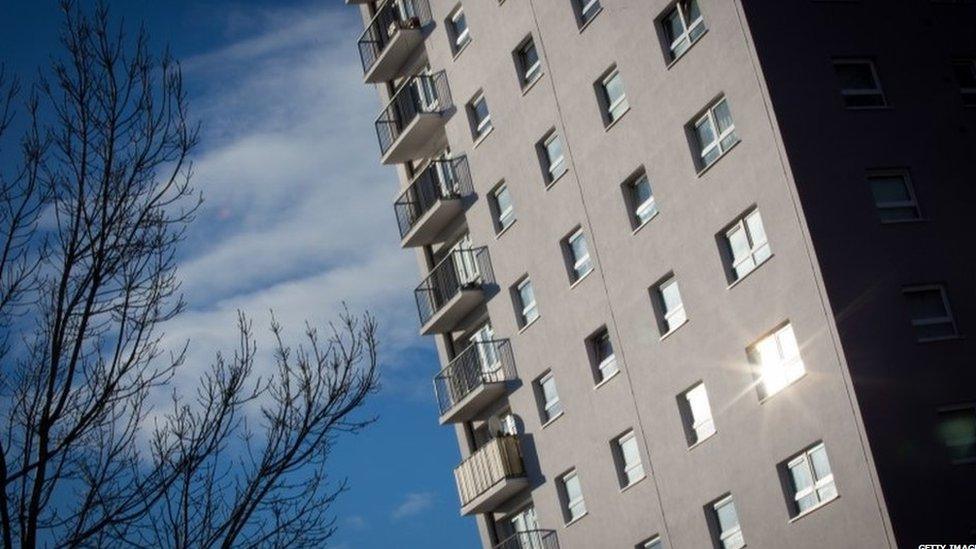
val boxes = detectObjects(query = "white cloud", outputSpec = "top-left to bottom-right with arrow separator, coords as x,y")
391,492 -> 435,521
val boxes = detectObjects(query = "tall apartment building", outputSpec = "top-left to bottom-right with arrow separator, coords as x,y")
351,1 -> 975,547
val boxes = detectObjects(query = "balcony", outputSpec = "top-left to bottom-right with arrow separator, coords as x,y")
415,247 -> 492,336
375,73 -> 450,164
395,158 -> 472,248
494,530 -> 559,549
435,339 -> 516,425
358,0 -> 430,83
455,436 -> 528,515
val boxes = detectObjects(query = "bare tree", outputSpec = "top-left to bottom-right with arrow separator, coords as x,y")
0,3 -> 380,548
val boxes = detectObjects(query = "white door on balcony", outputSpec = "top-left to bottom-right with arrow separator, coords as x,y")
433,151 -> 457,195
450,234 -> 479,286
470,323 -> 500,376
394,0 -> 416,21
412,68 -> 438,112
502,505 -> 540,549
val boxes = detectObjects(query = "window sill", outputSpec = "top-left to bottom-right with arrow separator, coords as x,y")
916,334 -> 964,344
696,139 -> 741,178
577,8 -> 603,33
619,474 -> 647,494
726,254 -> 774,290
659,319 -> 689,342
788,494 -> 840,523
494,219 -> 517,239
879,217 -> 926,225
563,511 -> 589,528
452,39 -> 472,61
569,269 -> 594,290
632,211 -> 660,235
593,368 -> 621,390
603,107 -> 632,132
545,169 -> 569,190
843,104 -> 891,112
664,29 -> 708,71
518,316 -> 541,335
687,431 -> 716,451
521,73 -> 545,96
758,372 -> 808,405
472,126 -> 495,149
541,411 -> 565,430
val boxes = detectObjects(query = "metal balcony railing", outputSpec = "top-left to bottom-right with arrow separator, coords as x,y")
375,73 -> 451,157
434,339 -> 515,417
414,247 -> 492,328
357,0 -> 431,76
394,157 -> 472,241
494,530 -> 559,549
455,436 -> 526,509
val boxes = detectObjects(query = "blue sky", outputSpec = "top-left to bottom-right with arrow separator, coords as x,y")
0,1 -> 474,547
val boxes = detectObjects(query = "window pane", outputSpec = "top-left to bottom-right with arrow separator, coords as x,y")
835,63 -> 877,90
546,137 -> 563,163
695,118 -> 716,150
495,186 -> 512,214
634,176 -> 652,205
953,61 -> 976,88
687,384 -> 711,423
596,332 -> 613,361
715,500 -> 739,532
713,100 -> 734,133
789,460 -> 814,493
727,226 -> 751,265
906,289 -> 948,320
745,212 -> 767,246
686,0 -> 703,25
661,280 -> 682,312
870,177 -> 911,203
570,233 -> 588,261
938,408 -> 976,461
474,98 -> 489,122
604,73 -> 625,104
664,9 -> 684,44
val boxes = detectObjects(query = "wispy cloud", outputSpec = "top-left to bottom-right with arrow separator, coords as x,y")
391,492 -> 435,521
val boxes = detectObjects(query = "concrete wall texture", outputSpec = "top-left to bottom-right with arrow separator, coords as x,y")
357,1 -> 975,547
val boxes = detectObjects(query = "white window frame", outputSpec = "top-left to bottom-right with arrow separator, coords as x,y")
578,0 -> 601,24
937,404 -> 976,465
867,170 -> 921,222
493,184 -> 515,232
664,0 -> 705,59
693,97 -> 737,168
561,470 -> 586,522
517,278 -> 539,326
539,372 -> 562,422
470,93 -> 492,139
751,323 -> 805,399
658,277 -> 687,334
833,59 -> 886,108
712,496 -> 744,549
684,382 -> 715,445
642,536 -> 662,549
616,431 -> 645,486
787,443 -> 838,516
903,285 -> 959,342
450,7 -> 471,51
518,39 -> 541,85
543,133 -> 566,182
631,174 -> 658,226
725,210 -> 771,280
567,229 -> 593,281
601,70 -> 629,123
592,329 -> 618,382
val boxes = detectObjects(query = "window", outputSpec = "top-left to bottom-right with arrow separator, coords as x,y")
952,59 -> 976,106
641,537 -> 663,549
575,0 -> 601,26
565,229 -> 593,282
750,323 -> 805,399
538,371 -> 563,423
515,278 -> 539,327
903,285 -> 958,342
833,59 -> 886,108
725,210 -> 771,281
711,496 -> 744,549
937,405 -> 976,464
468,93 -> 492,140
615,431 -> 645,487
627,172 -> 658,227
692,97 -> 739,169
681,382 -> 715,446
868,170 -> 920,222
589,328 -> 618,382
785,443 -> 838,516
662,0 -> 705,60
560,470 -> 587,522
599,69 -> 629,125
655,277 -> 687,335
491,183 -> 515,233
515,38 -> 542,87
448,6 -> 471,52
540,133 -> 567,183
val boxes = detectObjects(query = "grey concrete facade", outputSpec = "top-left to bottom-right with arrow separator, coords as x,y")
355,1 -> 975,547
